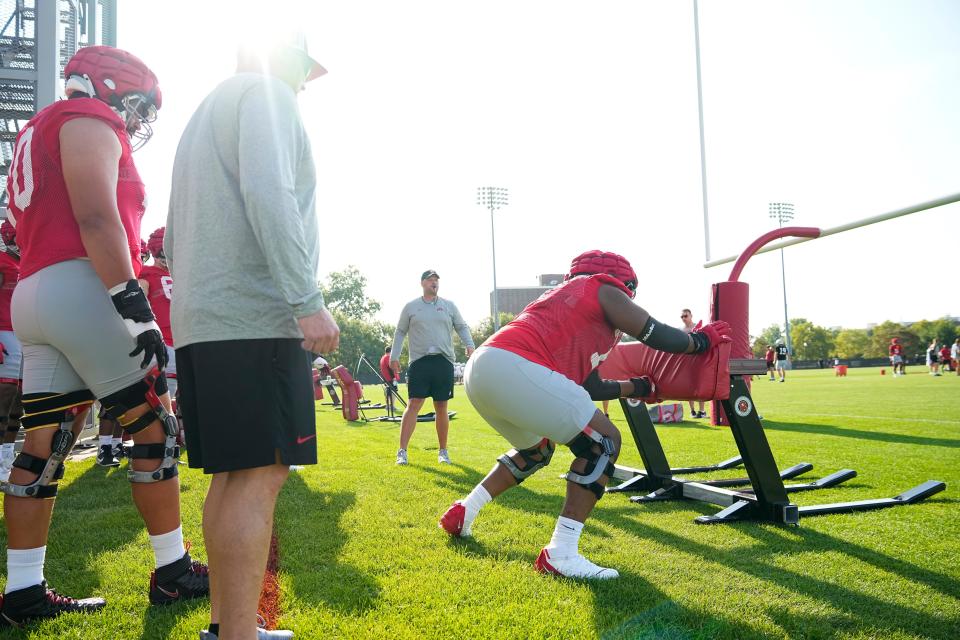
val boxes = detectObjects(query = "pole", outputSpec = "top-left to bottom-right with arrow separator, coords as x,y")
779,246 -> 792,360
693,0 -> 711,262
490,202 -> 500,331
704,191 -> 960,269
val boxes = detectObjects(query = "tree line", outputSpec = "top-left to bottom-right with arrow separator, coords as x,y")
320,267 -> 958,368
751,317 -> 959,360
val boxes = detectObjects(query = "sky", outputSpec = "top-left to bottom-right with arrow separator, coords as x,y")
119,0 -> 959,336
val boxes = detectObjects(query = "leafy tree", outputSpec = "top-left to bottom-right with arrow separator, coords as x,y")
325,312 -> 395,382
320,266 -> 381,320
751,324 -> 782,357
868,321 -> 919,358
930,317 -> 960,348
789,318 -> 834,360
454,312 -> 515,362
833,328 -> 871,359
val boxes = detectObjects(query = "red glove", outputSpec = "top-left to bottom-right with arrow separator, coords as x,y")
691,321 -> 732,352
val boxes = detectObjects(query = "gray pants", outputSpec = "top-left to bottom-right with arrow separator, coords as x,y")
13,260 -> 152,398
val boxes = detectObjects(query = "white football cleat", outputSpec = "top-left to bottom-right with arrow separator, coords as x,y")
534,548 -> 619,580
438,449 -> 451,464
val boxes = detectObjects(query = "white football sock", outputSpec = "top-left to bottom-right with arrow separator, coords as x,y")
6,546 -> 46,593
99,435 -> 113,448
545,516 -> 584,557
460,485 -> 492,535
149,526 -> 186,569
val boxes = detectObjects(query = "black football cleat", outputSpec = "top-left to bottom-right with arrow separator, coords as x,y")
149,552 -> 209,605
0,581 -> 105,627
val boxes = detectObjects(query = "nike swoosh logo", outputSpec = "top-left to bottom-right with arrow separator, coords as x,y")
296,434 -> 316,445
157,585 -> 180,599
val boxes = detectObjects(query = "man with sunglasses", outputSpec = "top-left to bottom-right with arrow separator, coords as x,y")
440,250 -> 731,579
167,33 -> 338,640
680,309 -> 707,418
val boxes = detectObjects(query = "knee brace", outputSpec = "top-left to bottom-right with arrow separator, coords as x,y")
0,390 -> 94,499
497,438 -> 555,484
564,427 -> 618,500
101,369 -> 179,484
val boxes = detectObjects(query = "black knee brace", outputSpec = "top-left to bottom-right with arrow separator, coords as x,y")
497,438 -> 555,484
0,390 -> 94,499
565,428 -> 617,500
100,370 -> 179,484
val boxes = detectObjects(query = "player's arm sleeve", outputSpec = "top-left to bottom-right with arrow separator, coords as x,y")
450,302 -> 475,348
237,82 -> 325,318
391,304 -> 410,357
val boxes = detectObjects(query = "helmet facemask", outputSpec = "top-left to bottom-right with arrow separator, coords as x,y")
120,93 -> 158,151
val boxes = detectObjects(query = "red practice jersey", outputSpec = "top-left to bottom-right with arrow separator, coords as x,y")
485,274 -> 632,385
5,98 -> 146,279
0,252 -> 19,331
139,263 -> 173,346
889,343 -> 903,356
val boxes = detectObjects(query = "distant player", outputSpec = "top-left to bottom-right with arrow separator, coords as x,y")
775,340 -> 789,382
138,227 -> 176,402
380,346 -> 399,415
888,337 -> 905,376
765,345 -> 776,380
0,221 -> 22,482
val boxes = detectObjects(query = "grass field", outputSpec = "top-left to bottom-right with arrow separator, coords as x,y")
0,367 -> 958,639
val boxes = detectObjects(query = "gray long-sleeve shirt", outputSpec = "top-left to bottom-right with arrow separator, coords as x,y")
165,73 -> 325,348
392,297 -> 474,365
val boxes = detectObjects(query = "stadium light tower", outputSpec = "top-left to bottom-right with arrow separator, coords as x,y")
769,202 -> 795,360
477,186 -> 509,331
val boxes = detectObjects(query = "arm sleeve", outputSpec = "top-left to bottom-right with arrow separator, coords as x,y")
581,370 -> 622,401
391,304 -> 410,357
237,82 -> 325,318
450,302 -> 475,348
636,316 -> 692,353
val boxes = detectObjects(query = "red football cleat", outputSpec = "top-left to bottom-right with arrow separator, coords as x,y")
438,502 -> 466,537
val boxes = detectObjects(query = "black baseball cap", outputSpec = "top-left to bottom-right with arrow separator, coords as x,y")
421,269 -> 439,280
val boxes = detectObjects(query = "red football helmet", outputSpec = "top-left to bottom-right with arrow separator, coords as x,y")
147,226 -> 165,259
566,250 -> 638,298
63,46 -> 162,151
0,220 -> 15,247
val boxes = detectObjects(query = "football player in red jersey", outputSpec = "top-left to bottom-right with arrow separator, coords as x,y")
138,227 -> 176,402
0,46 -> 207,626
0,221 -> 23,483
439,250 -> 731,579
889,337 -> 906,377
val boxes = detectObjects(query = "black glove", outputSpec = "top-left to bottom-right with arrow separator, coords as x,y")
628,376 -> 655,399
110,279 -> 168,370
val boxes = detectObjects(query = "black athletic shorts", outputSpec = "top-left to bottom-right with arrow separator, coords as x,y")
407,354 -> 454,402
177,338 -> 317,474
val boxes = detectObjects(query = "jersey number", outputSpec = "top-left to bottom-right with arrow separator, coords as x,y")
9,126 -> 36,211
160,275 -> 173,300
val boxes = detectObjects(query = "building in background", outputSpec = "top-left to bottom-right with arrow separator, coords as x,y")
490,273 -> 564,317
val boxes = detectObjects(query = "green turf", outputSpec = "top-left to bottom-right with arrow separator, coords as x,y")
1,367 -> 958,639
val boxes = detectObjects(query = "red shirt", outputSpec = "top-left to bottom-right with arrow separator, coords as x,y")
139,263 -> 173,346
6,98 -> 146,279
485,274 -> 632,385
379,353 -> 396,382
765,349 -> 775,364
940,347 -> 952,361
0,252 -> 19,331
889,343 -> 903,356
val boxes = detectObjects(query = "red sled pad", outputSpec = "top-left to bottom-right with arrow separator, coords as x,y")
332,365 -> 360,421
597,341 -> 731,402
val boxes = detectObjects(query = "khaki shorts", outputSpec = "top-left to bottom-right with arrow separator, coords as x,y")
464,346 -> 597,450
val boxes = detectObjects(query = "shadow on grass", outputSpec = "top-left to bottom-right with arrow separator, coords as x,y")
422,458 -> 959,639
274,474 -> 380,614
762,419 -> 960,448
597,503 -> 960,639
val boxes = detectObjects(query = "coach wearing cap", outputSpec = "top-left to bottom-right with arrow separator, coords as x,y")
391,270 -> 474,466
